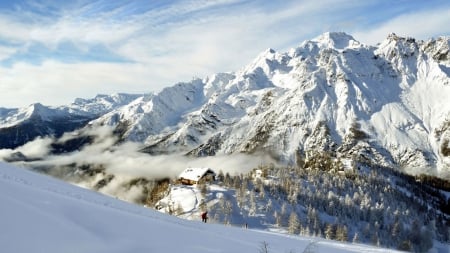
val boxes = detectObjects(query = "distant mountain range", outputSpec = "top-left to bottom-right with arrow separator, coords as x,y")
1,32 -> 449,178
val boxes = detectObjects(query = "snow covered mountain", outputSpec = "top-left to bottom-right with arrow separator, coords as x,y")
1,32 -> 450,177
0,93 -> 141,149
94,32 -> 450,177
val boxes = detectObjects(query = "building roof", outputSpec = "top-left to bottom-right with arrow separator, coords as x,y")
179,167 -> 215,182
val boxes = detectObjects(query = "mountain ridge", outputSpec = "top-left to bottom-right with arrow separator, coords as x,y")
1,32 -> 449,177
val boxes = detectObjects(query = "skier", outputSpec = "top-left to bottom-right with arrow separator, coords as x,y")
201,211 -> 208,223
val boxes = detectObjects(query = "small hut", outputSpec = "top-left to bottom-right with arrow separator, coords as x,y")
178,167 -> 215,185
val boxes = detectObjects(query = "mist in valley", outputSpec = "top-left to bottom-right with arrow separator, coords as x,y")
0,126 -> 275,203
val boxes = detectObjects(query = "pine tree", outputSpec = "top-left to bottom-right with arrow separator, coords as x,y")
371,233 -> 380,247
288,212 -> 300,234
409,219 -> 421,243
362,223 -> 371,240
391,219 -> 402,238
390,219 -> 403,246
397,240 -> 412,251
266,199 -> 272,213
274,210 -> 282,227
223,172 -> 231,186
352,232 -> 360,243
417,224 -> 433,253
325,223 -> 335,240
336,225 -> 348,242
281,203 -> 287,219
224,200 -> 233,221
301,224 -> 310,236
249,191 -> 257,216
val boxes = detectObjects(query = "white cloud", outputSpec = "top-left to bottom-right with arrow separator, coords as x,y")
0,14 -> 34,43
353,8 -> 450,45
0,61 -> 154,107
15,125 -> 273,181
0,45 -> 17,61
16,137 -> 54,158
29,17 -> 142,48
0,1 -> 449,108
0,1 -> 312,107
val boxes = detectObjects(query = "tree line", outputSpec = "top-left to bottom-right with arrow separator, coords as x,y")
206,152 -> 449,253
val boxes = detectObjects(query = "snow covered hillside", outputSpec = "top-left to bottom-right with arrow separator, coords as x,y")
0,162 -> 403,253
154,165 -> 449,253
2,32 -> 449,177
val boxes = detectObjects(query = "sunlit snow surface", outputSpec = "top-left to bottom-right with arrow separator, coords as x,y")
0,162 -> 402,253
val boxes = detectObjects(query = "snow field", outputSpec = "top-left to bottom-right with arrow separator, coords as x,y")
0,162 -> 403,253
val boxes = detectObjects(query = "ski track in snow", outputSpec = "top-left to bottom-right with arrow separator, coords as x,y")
0,165 -> 191,229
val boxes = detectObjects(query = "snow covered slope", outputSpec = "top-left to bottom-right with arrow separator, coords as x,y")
0,162 -> 402,253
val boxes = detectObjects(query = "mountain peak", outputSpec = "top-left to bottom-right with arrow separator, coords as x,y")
386,32 -> 401,41
26,103 -> 48,117
253,47 -> 277,61
24,102 -> 73,122
313,32 -> 361,50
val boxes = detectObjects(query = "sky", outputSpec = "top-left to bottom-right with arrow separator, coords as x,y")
0,0 -> 449,108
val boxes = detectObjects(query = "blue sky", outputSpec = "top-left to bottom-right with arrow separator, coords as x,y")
0,0 -> 449,108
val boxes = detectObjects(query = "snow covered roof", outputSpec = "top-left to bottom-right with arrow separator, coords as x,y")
179,167 -> 215,182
